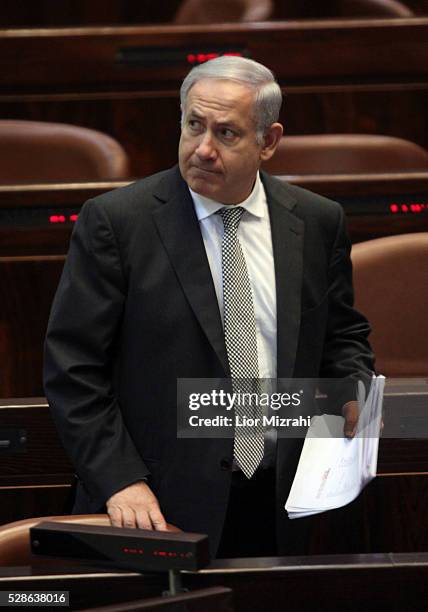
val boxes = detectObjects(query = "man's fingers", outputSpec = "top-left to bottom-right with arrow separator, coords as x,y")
108,505 -> 137,528
344,418 -> 357,438
342,401 -> 359,439
130,505 -> 167,531
109,505 -> 166,531
121,506 -> 137,529
343,423 -> 355,439
135,508 -> 153,530
108,505 -> 124,528
149,508 -> 168,531
106,481 -> 167,530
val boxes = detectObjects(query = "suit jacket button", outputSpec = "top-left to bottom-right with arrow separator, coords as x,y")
220,458 -> 232,471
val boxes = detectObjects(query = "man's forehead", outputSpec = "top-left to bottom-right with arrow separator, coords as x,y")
187,78 -> 255,104
185,78 -> 255,112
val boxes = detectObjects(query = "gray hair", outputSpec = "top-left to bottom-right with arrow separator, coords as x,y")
180,56 -> 282,144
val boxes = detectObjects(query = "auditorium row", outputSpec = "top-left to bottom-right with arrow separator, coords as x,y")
1,18 -> 428,176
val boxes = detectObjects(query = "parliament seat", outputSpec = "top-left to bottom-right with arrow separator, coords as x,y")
0,515 -> 111,567
174,0 -> 273,23
351,232 -> 428,376
262,134 -> 428,175
282,0 -> 414,19
330,0 -> 413,18
0,120 -> 130,183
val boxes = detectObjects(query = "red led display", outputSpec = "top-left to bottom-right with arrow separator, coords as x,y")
120,545 -> 195,562
49,215 -> 66,223
122,547 -> 188,558
187,51 -> 243,64
153,550 -> 191,558
389,203 -> 427,214
123,547 -> 145,555
49,214 -> 79,224
46,200 -> 428,227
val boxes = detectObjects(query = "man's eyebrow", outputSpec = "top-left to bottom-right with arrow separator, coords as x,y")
185,110 -> 240,131
216,120 -> 239,129
187,110 -> 205,119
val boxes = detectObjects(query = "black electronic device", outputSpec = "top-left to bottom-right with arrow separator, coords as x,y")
30,522 -> 210,572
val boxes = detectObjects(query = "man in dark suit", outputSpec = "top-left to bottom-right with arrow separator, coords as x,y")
44,56 -> 374,558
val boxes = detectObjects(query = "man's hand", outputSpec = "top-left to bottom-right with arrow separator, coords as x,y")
106,481 -> 168,530
342,400 -> 359,438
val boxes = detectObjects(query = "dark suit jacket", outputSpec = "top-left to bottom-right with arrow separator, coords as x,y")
44,166 -> 374,555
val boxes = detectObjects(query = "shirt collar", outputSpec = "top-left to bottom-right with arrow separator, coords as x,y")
189,172 -> 265,222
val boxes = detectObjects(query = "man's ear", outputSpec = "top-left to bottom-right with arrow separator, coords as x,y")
260,123 -> 283,161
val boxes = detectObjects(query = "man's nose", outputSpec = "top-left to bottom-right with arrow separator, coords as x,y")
195,132 -> 217,160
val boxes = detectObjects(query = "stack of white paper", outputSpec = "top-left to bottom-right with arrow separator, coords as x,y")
285,375 -> 385,519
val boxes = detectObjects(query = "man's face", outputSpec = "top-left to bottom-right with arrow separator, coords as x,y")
179,78 -> 280,204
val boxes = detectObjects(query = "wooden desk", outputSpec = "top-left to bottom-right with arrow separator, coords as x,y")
2,384 -> 425,482
1,172 -> 427,256
185,552 -> 428,612
1,389 -> 427,556
1,553 -> 427,611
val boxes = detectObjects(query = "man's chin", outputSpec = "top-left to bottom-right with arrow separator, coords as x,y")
188,176 -> 220,199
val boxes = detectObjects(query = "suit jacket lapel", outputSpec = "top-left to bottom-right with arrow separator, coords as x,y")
152,167 -> 229,375
262,172 -> 305,379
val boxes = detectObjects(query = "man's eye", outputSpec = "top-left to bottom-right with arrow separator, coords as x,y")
220,128 -> 237,140
188,119 -> 201,130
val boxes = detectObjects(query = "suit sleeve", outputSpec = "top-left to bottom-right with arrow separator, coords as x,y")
320,205 -> 375,409
44,199 -> 150,508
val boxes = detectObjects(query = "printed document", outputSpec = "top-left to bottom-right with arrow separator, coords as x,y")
285,375 -> 385,518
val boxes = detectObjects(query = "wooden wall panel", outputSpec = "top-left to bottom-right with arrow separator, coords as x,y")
0,485 -> 71,526
0,401 -> 73,485
299,475 -> 428,555
0,256 -> 65,397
